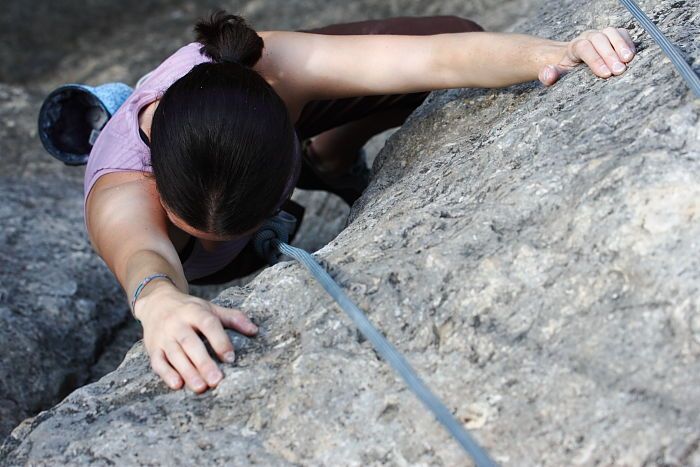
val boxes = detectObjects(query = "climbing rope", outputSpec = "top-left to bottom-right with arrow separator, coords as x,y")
254,220 -> 497,467
619,0 -> 700,97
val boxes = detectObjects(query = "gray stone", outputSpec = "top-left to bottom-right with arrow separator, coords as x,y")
0,0 -> 533,441
0,0 -> 202,84
3,0 -> 699,465
0,80 -> 140,439
0,175 -> 128,439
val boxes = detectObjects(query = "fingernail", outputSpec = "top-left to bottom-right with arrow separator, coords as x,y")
601,65 -> 612,75
169,377 -> 180,388
622,48 -> 633,60
192,377 -> 206,389
543,68 -> 551,81
612,62 -> 626,73
250,323 -> 259,333
223,351 -> 236,363
207,370 -> 223,385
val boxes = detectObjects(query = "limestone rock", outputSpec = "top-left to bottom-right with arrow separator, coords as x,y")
3,0 -> 700,465
0,174 -> 128,439
0,0 -> 535,441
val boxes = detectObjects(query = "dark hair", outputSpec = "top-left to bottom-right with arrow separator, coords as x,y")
149,10 -> 299,236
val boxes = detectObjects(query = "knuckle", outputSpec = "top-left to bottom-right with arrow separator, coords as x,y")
222,310 -> 240,326
230,309 -> 246,321
161,339 -> 175,353
574,38 -> 592,51
590,32 -> 607,43
165,324 -> 186,342
200,314 -> 221,331
162,346 -> 180,362
183,303 -> 203,314
189,352 -> 209,368
175,332 -> 197,347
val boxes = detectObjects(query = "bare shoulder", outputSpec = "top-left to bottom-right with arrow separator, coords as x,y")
255,30 -> 311,121
87,171 -> 158,218
86,171 -> 166,241
87,171 -> 161,222
87,171 -> 195,256
91,170 -> 151,192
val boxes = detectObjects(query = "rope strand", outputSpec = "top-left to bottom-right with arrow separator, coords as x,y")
619,0 -> 700,97
269,238 -> 497,467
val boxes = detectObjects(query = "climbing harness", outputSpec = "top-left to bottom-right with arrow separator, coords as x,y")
619,0 -> 700,97
254,214 -> 497,467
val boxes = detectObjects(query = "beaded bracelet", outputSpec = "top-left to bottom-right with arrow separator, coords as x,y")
130,273 -> 175,318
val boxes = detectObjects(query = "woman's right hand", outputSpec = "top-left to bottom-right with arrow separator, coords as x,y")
133,281 -> 259,393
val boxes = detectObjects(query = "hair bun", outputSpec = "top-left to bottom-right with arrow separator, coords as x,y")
194,10 -> 263,68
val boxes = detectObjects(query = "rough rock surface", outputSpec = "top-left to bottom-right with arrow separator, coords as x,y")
0,174 -> 126,438
0,0 -> 535,440
3,0 -> 700,465
0,82 -> 132,438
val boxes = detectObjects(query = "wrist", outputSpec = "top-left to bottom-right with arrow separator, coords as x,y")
529,40 -> 568,75
132,275 -> 178,321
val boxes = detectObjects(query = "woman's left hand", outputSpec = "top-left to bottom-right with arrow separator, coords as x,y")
539,27 -> 636,86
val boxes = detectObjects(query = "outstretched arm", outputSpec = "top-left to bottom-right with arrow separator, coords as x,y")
257,28 -> 635,102
86,174 -> 258,393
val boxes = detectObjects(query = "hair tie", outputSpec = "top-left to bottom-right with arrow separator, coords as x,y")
220,55 -> 242,66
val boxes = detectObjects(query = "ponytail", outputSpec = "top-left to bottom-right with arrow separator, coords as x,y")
194,10 -> 264,67
150,10 -> 299,236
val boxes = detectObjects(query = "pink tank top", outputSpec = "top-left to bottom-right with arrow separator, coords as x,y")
84,42 -> 298,282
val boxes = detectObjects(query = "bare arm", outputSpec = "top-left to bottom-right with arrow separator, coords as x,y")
86,173 -> 258,393
87,173 -> 189,305
257,27 -> 635,102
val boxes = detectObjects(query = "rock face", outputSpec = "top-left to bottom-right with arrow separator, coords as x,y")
0,176 -> 128,439
2,0 -> 700,465
0,83 -> 132,438
0,0 -> 538,441
0,0 -> 196,84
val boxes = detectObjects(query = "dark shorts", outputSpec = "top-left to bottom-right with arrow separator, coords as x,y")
187,15 -> 483,285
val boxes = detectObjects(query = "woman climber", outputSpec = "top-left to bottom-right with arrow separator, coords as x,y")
78,11 -> 635,393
